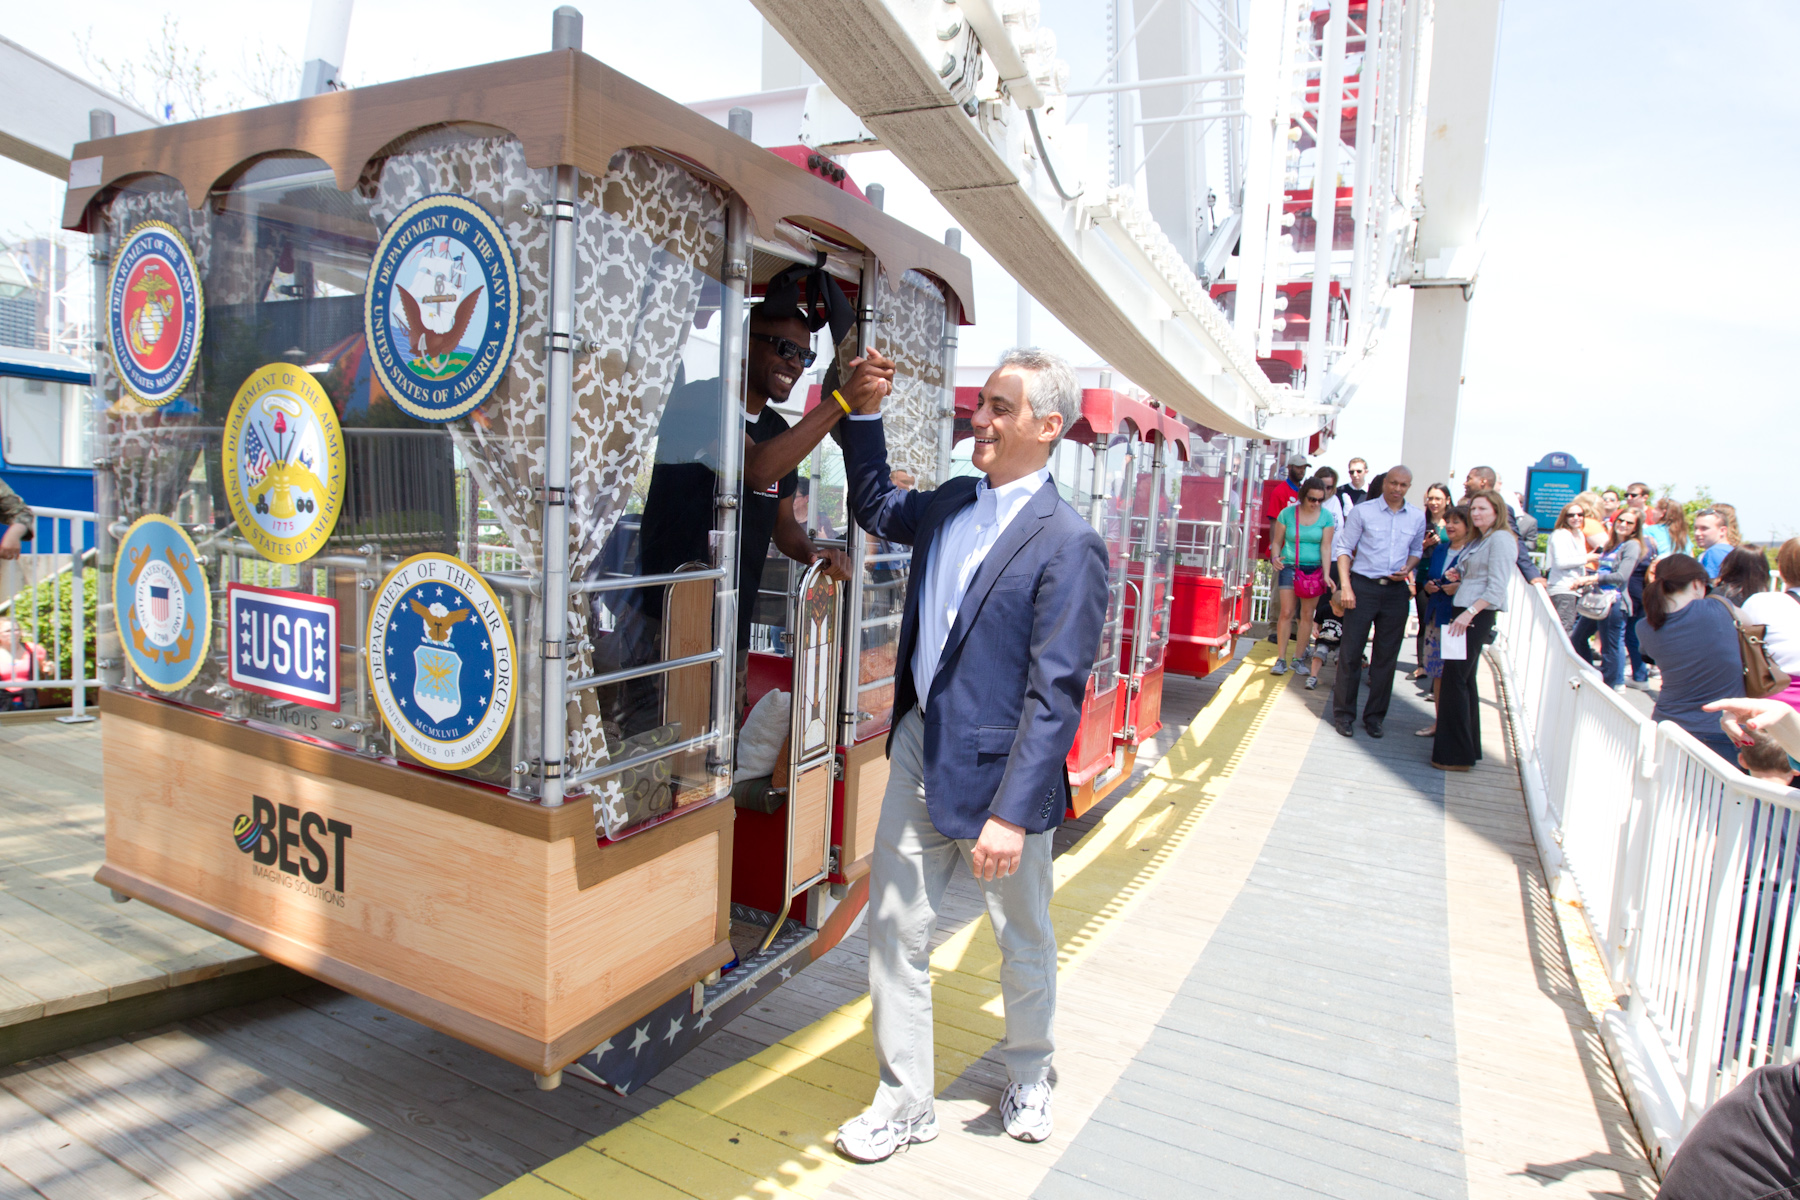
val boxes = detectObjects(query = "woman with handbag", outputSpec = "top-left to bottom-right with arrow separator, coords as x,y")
1545,502 -> 1598,634
1269,476 -> 1336,678
1410,483 -> 1455,680
1741,538 -> 1800,714
1432,490 -> 1515,770
1570,518 -> 1645,690
1636,554 -> 1755,762
1415,504 -> 1474,738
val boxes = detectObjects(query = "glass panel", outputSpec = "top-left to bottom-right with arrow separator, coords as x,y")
567,149 -> 728,836
92,133 -> 549,791
0,377 -> 64,466
873,268 -> 948,490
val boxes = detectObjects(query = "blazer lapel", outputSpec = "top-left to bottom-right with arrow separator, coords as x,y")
898,480 -> 980,669
932,478 -> 1058,672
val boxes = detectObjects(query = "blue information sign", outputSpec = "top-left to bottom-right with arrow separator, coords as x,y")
226,583 -> 340,710
1524,452 -> 1589,538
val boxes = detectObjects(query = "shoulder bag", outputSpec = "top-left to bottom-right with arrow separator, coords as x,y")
1576,547 -> 1622,619
1712,595 -> 1792,699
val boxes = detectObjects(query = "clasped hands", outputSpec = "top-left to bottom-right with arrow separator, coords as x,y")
841,348 -> 895,413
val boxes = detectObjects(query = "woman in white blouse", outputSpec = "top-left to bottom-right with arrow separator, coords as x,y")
1543,503 -> 1596,633
1432,489 -> 1516,771
1741,537 -> 1800,714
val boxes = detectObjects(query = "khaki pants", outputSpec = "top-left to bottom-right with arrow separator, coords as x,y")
865,708 -> 1057,1121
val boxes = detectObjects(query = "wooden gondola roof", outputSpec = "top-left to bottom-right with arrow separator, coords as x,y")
61,49 -> 974,321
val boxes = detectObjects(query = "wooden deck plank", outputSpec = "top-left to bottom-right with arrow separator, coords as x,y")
0,1083 -> 165,1200
0,1053 -> 293,1200
54,1036 -> 413,1200
127,1022 -> 492,1200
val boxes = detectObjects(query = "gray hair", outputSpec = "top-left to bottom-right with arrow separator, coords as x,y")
998,346 -> 1081,446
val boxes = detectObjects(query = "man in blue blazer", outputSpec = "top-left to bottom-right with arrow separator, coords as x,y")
832,347 -> 1110,1163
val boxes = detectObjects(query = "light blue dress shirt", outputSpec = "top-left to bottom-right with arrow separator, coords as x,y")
1336,496 -> 1428,579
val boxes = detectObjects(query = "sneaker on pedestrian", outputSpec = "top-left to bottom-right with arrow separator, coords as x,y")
1292,660 -> 1310,678
1270,659 -> 1288,676
1001,1081 -> 1054,1143
836,1109 -> 939,1163
1305,673 -> 1320,691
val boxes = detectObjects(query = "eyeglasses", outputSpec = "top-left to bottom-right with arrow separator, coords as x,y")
1349,467 -> 1367,476
748,332 -> 818,368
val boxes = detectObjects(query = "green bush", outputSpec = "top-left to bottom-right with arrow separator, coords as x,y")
2,562 -> 98,706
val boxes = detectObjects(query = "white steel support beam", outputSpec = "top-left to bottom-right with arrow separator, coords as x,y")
1306,0 -> 1347,399
0,35 -> 158,179
1398,0 -> 1501,491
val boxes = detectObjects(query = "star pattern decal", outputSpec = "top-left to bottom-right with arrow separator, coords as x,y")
663,1015 -> 684,1046
694,1011 -> 711,1032
589,1037 -> 613,1058
627,1025 -> 651,1054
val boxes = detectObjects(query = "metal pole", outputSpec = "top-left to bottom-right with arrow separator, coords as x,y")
1133,433 -> 1167,678
62,520 -> 90,722
938,229 -> 961,485
1347,0 -> 1381,348
709,107 -> 752,785
838,251 -> 878,747
1307,0 -> 1348,399
538,161 -> 577,806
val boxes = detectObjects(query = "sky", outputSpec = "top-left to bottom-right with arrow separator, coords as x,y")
3,0 -> 1792,539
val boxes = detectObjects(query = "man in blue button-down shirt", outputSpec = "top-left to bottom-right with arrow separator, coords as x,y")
1331,466 -> 1427,738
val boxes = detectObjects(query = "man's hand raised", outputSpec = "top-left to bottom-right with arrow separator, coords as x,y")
813,546 -> 853,583
971,815 -> 1025,881
841,349 -> 895,414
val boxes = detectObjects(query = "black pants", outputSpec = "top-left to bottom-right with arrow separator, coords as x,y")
1432,608 -> 1497,767
1332,573 -> 1412,727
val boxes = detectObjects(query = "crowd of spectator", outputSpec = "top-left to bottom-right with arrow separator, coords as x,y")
1262,459 -> 1797,782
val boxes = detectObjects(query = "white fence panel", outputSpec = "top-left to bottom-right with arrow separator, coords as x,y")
1489,570 -> 1800,1172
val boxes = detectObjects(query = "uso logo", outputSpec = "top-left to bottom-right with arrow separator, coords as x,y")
107,221 -> 203,406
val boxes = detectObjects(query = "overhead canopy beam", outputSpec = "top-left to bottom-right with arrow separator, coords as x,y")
751,0 -> 1323,440
0,34 -> 158,180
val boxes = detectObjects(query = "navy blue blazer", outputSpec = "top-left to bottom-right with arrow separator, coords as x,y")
842,419 -> 1109,839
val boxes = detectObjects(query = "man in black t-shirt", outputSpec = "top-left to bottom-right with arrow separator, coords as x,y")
622,281 -> 891,736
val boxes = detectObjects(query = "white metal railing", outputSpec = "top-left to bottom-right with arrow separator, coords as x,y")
0,507 -> 97,722
1490,572 -> 1799,1171
1249,561 -> 1273,625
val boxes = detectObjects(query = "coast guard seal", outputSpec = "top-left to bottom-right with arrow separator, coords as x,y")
222,363 -> 345,564
367,553 -> 516,769
107,221 -> 203,406
115,515 -> 211,692
365,195 -> 519,423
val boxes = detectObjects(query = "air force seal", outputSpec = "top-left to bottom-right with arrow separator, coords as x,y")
367,553 -> 516,769
115,515 -> 211,692
365,195 -> 518,423
107,221 -> 203,406
222,363 -> 345,564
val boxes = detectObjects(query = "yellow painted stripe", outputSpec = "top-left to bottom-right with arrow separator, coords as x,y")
491,645 -> 1285,1200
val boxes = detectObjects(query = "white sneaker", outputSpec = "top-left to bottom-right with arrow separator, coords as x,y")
1001,1081 -> 1054,1143
1305,673 -> 1320,691
835,1109 -> 938,1163
1270,659 -> 1288,676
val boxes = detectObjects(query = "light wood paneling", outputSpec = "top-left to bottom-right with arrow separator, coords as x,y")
662,573 -> 715,799
99,707 -> 732,1070
789,766 -> 831,891
844,739 -> 890,877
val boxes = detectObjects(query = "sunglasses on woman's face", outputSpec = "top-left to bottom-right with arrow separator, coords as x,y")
749,332 -> 818,367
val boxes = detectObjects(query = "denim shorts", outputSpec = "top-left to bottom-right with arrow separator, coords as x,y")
1277,565 -> 1295,588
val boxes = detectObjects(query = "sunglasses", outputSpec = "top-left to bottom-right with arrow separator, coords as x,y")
1627,491 -> 1648,498
749,332 -> 818,368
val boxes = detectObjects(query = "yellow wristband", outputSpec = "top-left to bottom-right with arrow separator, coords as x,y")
833,389 -> 852,415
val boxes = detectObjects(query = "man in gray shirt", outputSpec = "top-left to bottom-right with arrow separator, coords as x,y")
1331,466 -> 1426,738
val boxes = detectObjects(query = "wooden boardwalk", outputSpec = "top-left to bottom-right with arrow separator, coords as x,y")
0,646 -> 1659,1199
